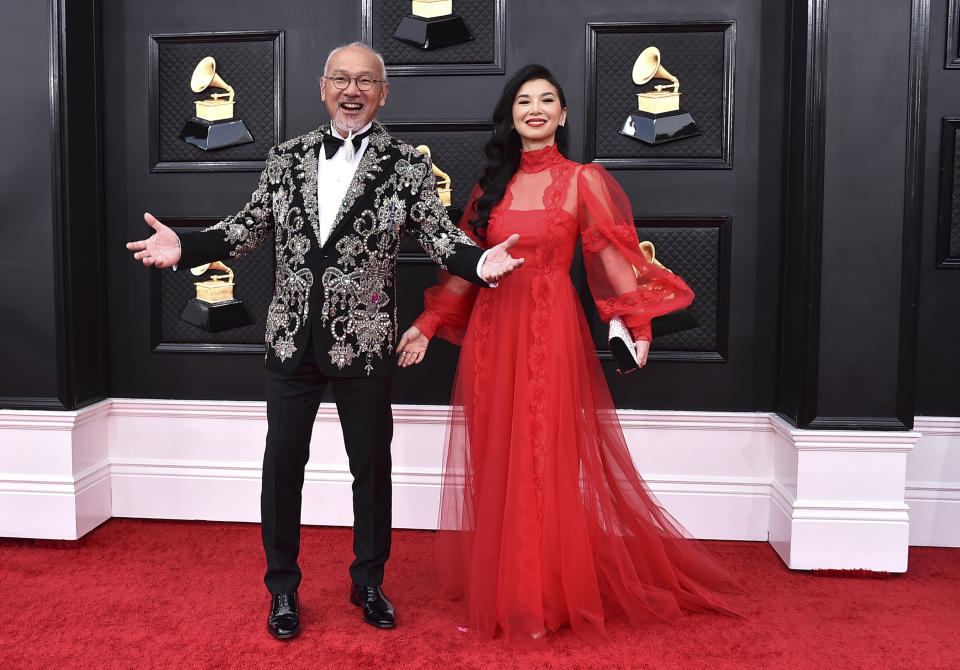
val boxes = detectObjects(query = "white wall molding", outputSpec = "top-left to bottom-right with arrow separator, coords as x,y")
905,417 -> 960,547
769,416 -> 919,571
2,402 -> 958,561
913,416 -> 960,436
0,401 -> 112,539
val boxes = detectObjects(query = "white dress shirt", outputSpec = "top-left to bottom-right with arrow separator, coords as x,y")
317,122 -> 373,247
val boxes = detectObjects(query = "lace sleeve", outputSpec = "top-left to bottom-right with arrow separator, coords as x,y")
413,184 -> 485,344
577,164 -> 694,341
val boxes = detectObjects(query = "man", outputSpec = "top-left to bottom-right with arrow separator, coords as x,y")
126,42 -> 522,639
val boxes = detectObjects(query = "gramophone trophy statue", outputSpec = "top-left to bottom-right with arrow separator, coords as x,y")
619,46 -> 700,145
180,260 -> 255,332
179,56 -> 255,151
393,0 -> 473,50
415,144 -> 460,221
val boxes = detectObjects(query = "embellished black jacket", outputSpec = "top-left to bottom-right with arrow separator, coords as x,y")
179,122 -> 485,376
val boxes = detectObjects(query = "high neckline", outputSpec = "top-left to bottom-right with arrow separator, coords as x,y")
519,142 -> 563,173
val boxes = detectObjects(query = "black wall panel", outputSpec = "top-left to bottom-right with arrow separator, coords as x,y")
58,0 -> 109,409
816,0 -> 909,421
95,0 -> 787,411
918,0 -> 960,416
0,2 -> 59,404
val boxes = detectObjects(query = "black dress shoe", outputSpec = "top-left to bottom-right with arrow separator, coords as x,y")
349,584 -> 396,629
267,591 -> 301,640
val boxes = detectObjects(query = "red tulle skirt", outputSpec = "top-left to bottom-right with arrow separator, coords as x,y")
436,267 -> 741,646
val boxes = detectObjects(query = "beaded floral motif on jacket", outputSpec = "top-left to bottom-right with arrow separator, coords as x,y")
318,139 -> 473,374
264,184 -> 315,363
204,145 -> 311,363
319,144 -> 392,373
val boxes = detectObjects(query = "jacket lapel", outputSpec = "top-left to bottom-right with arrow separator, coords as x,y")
321,122 -> 388,250
298,126 -> 324,248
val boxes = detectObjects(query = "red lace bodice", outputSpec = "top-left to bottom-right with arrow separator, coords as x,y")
415,142 -> 694,343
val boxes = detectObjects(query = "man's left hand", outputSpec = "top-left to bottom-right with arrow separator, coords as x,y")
480,233 -> 524,283
396,325 -> 429,367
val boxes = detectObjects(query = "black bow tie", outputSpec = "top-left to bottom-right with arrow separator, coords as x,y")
322,127 -> 373,160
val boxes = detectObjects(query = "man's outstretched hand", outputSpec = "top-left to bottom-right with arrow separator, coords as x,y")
396,325 -> 429,367
479,233 -> 524,283
126,212 -> 181,269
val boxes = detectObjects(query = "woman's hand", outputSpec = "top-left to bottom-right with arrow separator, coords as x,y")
635,339 -> 650,368
396,325 -> 429,367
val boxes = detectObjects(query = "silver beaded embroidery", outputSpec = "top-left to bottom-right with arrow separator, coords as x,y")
203,122 -> 478,373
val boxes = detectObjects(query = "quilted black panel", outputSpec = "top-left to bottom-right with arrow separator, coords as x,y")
157,223 -> 274,347
385,125 -> 491,212
156,37 -> 278,164
635,225 -> 720,351
952,128 -> 960,256
367,0 -> 497,67
592,29 -> 727,159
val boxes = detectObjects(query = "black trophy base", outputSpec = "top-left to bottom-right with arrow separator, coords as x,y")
393,14 -> 473,50
619,110 -> 701,145
180,298 -> 254,332
179,117 -> 254,151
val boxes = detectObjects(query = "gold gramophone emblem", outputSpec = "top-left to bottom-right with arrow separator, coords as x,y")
620,46 -> 700,145
191,261 -> 236,303
413,0 -> 453,17
415,145 -> 452,207
179,56 -> 254,151
191,57 -> 238,122
633,47 -> 681,114
179,260 -> 254,331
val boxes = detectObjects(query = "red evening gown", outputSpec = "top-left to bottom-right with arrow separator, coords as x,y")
413,143 -> 741,646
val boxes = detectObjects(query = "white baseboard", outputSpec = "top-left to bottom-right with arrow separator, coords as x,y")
2,401 -> 958,564
106,401 -> 776,539
906,416 -> 960,547
769,418 -> 918,571
0,402 -> 111,539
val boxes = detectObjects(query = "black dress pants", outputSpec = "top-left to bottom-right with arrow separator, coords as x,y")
261,338 -> 394,594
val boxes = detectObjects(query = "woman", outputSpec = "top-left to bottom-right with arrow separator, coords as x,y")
397,65 -> 740,645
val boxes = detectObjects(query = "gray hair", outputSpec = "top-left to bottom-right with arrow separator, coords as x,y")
322,41 -> 388,84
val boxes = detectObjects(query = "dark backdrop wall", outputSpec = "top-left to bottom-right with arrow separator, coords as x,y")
99,0 -> 789,411
0,2 -> 59,404
918,0 -> 960,416
5,1 -> 955,419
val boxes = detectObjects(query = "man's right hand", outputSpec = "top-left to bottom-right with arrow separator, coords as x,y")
479,233 -> 524,283
126,212 -> 181,268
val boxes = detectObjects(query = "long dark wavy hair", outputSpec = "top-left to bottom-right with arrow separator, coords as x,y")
470,64 -> 569,239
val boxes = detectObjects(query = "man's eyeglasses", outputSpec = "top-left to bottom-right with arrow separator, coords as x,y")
325,75 -> 384,91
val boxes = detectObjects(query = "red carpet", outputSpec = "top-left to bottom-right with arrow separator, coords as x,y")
0,519 -> 957,669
